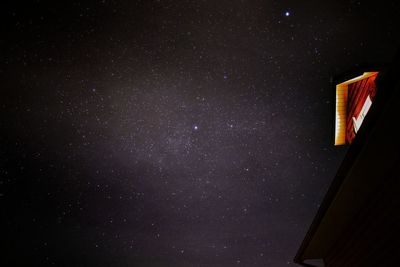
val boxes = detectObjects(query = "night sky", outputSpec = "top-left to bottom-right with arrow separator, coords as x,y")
2,1 -> 400,266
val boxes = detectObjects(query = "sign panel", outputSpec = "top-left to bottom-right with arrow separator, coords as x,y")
335,72 -> 379,145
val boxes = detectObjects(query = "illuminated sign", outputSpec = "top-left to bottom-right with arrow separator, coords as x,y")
335,72 -> 379,145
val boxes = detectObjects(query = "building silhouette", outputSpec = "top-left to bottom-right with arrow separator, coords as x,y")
294,56 -> 400,266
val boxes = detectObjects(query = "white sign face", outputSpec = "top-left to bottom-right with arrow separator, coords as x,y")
352,95 -> 372,134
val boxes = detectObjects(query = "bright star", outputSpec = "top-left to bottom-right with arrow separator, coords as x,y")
194,125 -> 199,130
285,11 -> 290,17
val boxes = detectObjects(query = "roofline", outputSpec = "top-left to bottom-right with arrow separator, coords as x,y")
331,63 -> 386,85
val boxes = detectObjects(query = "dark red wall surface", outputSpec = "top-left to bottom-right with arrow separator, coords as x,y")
346,73 -> 378,144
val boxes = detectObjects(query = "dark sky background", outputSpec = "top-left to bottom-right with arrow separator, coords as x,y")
1,1 -> 400,266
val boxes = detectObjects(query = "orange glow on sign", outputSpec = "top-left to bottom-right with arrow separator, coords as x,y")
334,72 -> 379,146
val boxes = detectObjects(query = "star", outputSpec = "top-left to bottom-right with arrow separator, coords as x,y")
285,11 -> 290,17
193,125 -> 199,130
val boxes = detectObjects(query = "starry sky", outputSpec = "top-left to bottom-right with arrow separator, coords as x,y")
1,1 -> 400,266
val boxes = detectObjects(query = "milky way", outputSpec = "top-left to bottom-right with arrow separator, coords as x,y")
2,1 -> 400,266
